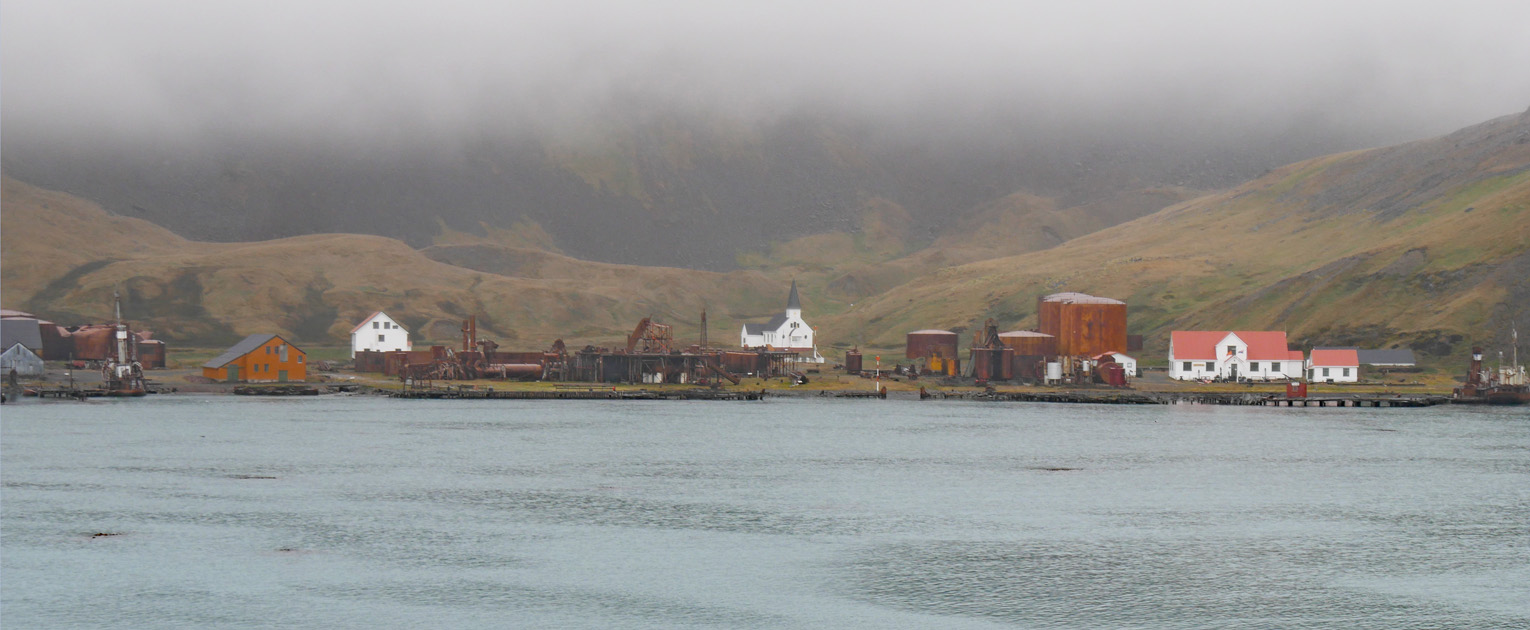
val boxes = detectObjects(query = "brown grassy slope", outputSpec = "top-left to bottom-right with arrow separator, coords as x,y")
819,110 -> 1530,360
0,176 -> 785,346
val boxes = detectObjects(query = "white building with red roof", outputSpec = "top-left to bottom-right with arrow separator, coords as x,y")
350,311 -> 412,358
1308,348 -> 1360,383
1169,331 -> 1305,381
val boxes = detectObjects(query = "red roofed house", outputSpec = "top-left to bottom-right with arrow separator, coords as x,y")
1308,348 -> 1360,383
1169,331 -> 1306,381
350,311 -> 412,358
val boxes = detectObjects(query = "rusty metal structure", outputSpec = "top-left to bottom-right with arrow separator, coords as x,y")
1037,292 -> 1128,358
627,317 -> 674,354
906,329 -> 960,376
845,348 -> 863,375
998,330 -> 1056,357
968,319 -> 1015,382
363,316 -> 791,386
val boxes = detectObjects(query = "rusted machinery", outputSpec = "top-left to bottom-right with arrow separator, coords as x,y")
907,329 -> 960,376
627,317 -> 674,354
969,319 -> 1015,382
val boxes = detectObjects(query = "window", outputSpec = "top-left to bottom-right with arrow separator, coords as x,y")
1205,363 -> 1215,370
378,334 -> 386,342
1182,361 -> 1192,371
298,356 -> 304,364
373,321 -> 380,329
1343,368 -> 1350,377
1227,345 -> 1237,356
1250,362 -> 1259,372
1322,368 -> 1330,377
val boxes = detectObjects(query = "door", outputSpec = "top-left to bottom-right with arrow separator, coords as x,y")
227,365 -> 240,383
278,370 -> 288,382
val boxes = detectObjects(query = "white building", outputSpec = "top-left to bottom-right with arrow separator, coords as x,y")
741,280 -> 824,363
350,311 -> 412,358
1095,352 -> 1138,378
1308,348 -> 1360,383
1169,331 -> 1305,381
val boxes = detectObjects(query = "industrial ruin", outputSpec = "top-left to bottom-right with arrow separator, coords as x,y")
354,314 -> 804,387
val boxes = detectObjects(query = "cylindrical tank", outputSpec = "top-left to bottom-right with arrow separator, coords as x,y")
138,340 -> 166,368
1037,293 -> 1127,356
998,331 -> 1057,357
906,330 -> 959,360
1014,355 -> 1045,381
970,348 -> 993,381
1046,361 -> 1063,383
845,350 -> 863,375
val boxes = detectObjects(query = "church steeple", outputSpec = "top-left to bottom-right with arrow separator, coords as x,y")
786,279 -> 801,313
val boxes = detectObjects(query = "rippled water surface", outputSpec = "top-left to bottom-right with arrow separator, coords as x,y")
3,396 -> 1528,628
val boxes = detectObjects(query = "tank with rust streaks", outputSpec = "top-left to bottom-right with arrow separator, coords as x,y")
906,330 -> 959,361
138,340 -> 167,369
845,349 -> 863,375
1037,293 -> 1127,357
998,330 -> 1056,357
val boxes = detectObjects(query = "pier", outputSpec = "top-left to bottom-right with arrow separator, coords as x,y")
926,390 -> 1451,407
389,387 -> 767,401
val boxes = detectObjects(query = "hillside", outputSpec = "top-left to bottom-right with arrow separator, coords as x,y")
0,177 -> 788,346
4,109 -> 1527,361
821,109 -> 1530,362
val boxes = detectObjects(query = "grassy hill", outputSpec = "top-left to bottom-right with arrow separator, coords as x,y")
0,177 -> 788,347
4,109 -> 1526,365
819,110 -> 1530,364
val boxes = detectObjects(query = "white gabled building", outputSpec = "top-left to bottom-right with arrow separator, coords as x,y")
741,279 -> 824,363
350,311 -> 412,358
1169,331 -> 1305,381
1308,348 -> 1360,383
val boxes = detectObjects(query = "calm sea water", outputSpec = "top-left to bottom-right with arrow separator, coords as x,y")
2,395 -> 1527,629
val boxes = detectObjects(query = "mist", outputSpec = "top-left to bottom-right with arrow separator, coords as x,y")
4,0 -> 1529,267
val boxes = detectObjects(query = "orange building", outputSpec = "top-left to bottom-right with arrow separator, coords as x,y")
202,334 -> 307,383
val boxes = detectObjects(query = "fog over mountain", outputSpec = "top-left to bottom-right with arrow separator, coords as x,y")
5,0 -> 1528,268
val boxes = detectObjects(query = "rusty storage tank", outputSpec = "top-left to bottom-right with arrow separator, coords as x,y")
970,346 -> 1015,381
36,321 -> 72,360
998,330 -> 1057,357
138,339 -> 167,368
1013,354 -> 1045,381
1037,293 -> 1126,356
906,330 -> 959,360
845,349 -> 863,375
68,325 -> 115,361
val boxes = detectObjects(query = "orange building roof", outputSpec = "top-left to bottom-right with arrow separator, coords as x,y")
1309,348 -> 1359,366
1171,331 -> 1295,361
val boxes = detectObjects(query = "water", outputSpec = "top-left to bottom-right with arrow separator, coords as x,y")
3,396 -> 1527,628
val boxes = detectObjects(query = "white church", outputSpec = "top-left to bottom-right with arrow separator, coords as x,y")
741,280 -> 824,363
350,311 -> 413,358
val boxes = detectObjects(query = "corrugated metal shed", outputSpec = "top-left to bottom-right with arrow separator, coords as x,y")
1,319 -> 43,351
1,342 -> 45,376
1357,349 -> 1416,366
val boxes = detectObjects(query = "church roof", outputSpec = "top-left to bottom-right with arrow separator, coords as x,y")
744,314 -> 790,335
787,279 -> 801,311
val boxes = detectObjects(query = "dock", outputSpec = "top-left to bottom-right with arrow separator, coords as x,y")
928,390 -> 1451,407
389,387 -> 767,401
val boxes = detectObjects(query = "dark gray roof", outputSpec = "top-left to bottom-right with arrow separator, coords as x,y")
0,318 -> 43,351
1357,349 -> 1417,366
203,334 -> 282,368
744,314 -> 790,336
786,279 -> 801,311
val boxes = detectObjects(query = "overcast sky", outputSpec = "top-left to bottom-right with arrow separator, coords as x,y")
4,0 -> 1529,147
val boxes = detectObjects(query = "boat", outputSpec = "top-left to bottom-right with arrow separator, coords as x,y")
100,291 -> 148,397
1453,332 -> 1529,405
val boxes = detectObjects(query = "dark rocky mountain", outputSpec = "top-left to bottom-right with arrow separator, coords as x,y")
1,102 -> 1394,270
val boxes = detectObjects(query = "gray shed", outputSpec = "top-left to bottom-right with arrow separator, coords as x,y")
1,318 -> 43,352
1,343 -> 45,377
